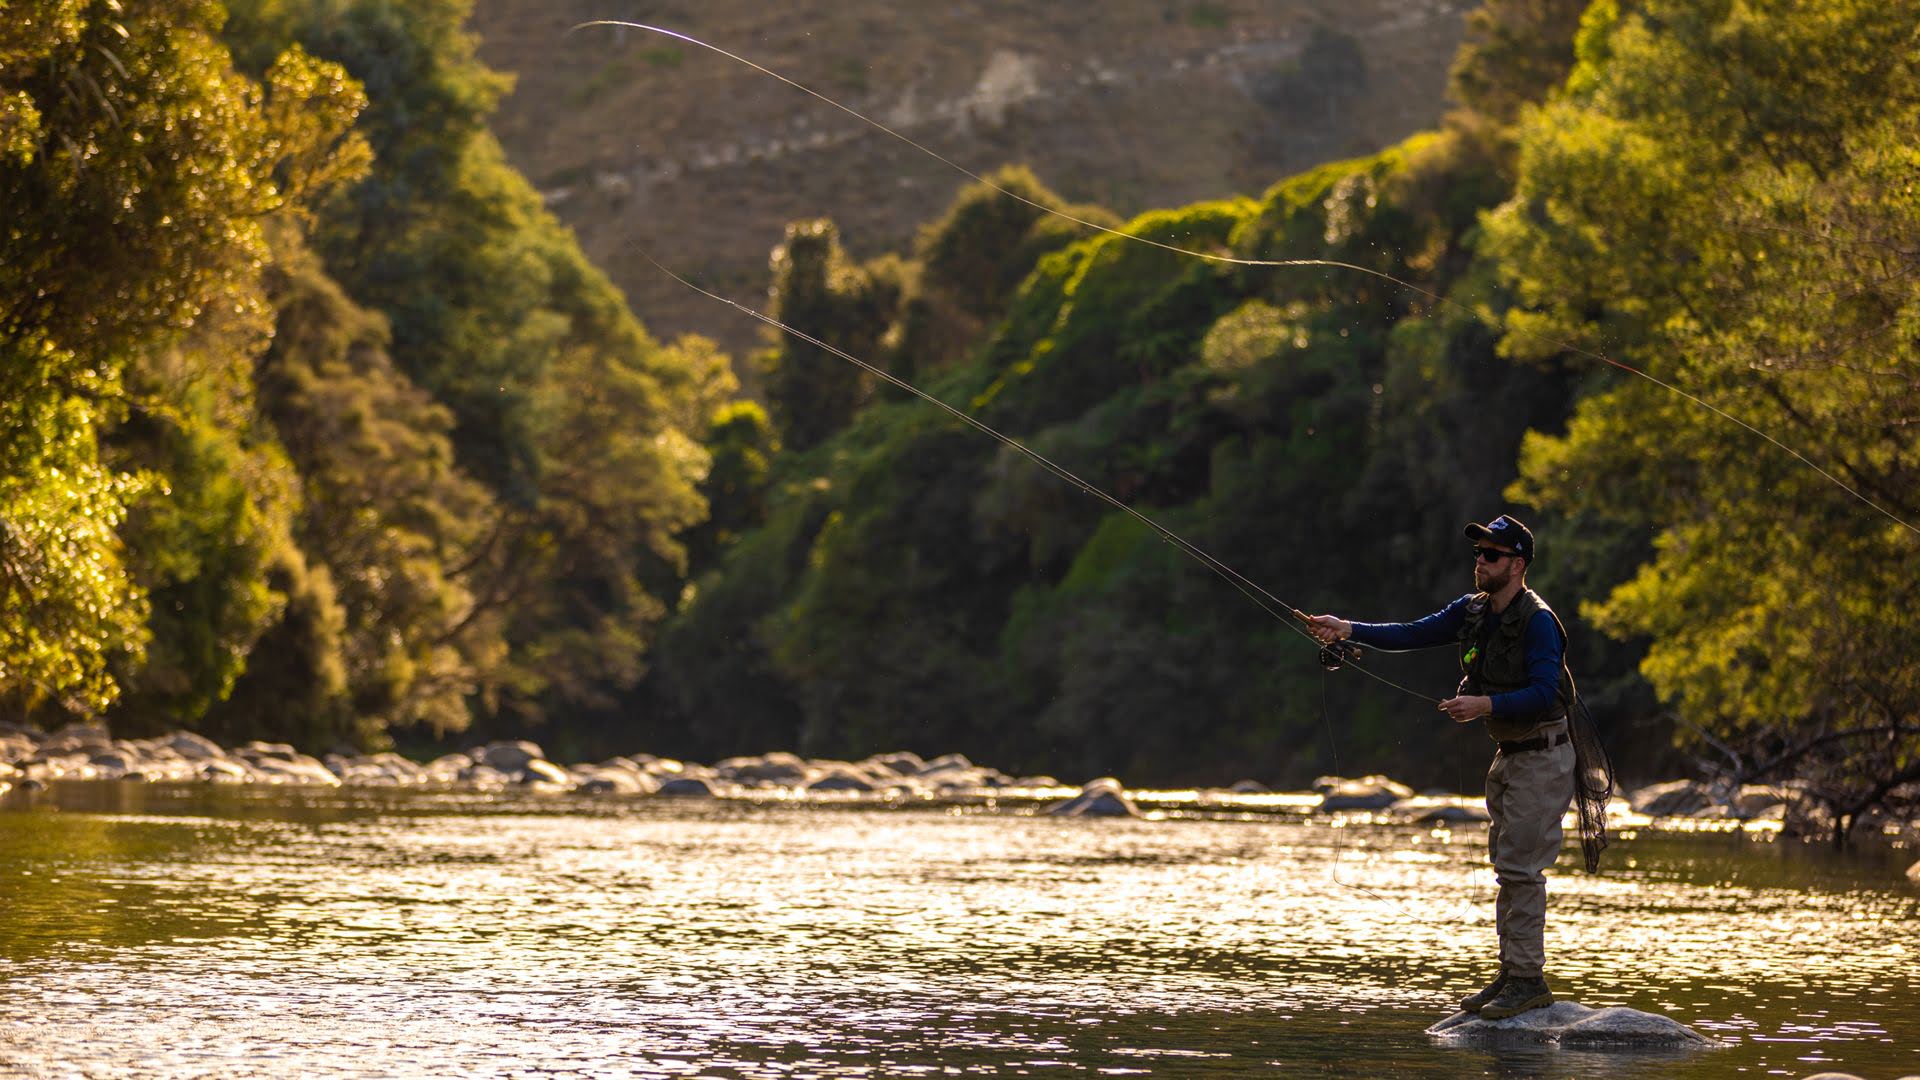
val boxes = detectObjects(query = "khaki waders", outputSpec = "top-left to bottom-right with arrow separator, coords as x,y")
1484,728 -> 1576,979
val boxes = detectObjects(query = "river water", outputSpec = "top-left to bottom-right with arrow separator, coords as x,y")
0,783 -> 1914,1078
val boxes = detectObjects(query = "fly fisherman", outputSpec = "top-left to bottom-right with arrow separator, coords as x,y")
1304,514 -> 1611,1020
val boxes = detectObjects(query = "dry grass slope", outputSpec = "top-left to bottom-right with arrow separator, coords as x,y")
469,0 -> 1470,357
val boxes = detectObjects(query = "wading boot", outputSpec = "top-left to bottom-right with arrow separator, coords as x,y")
1458,971 -> 1507,1013
1478,974 -> 1553,1019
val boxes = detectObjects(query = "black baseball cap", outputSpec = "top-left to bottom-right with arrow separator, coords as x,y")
1464,514 -> 1535,561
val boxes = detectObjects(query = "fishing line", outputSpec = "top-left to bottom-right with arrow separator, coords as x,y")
569,19 -> 1920,541
639,251 -> 1436,704
1319,668 -> 1427,919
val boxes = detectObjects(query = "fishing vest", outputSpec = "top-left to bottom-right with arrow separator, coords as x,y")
1458,588 -> 1568,742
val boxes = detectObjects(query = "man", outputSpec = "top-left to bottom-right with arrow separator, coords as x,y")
1305,514 -> 1578,1020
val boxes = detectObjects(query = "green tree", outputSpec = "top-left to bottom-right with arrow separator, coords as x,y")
756,219 -> 906,452
232,227 -> 505,746
1448,0 -> 1592,126
0,0 -> 366,722
226,0 -> 733,750
683,399 -> 781,576
894,166 -> 1119,378
1484,0 -> 1920,839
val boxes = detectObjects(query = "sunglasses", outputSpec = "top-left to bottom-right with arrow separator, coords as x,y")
1473,547 -> 1516,563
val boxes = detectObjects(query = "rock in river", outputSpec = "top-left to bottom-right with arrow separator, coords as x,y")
1428,1001 -> 1715,1047
1045,778 -> 1141,818
1315,774 -> 1415,812
658,776 -> 720,797
478,740 -> 544,773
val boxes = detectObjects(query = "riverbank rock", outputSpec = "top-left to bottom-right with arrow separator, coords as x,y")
658,776 -> 720,797
1315,774 -> 1415,811
478,740 -> 544,772
1045,777 -> 1142,818
861,751 -> 925,776
1408,801 -> 1491,824
807,765 -> 878,793
165,731 -> 226,761
516,759 -> 573,788
1629,779 -> 1716,817
1428,1002 -> 1715,1047
716,751 -> 810,784
573,765 -> 658,796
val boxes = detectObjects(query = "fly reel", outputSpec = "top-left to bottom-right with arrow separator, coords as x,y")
1318,640 -> 1364,671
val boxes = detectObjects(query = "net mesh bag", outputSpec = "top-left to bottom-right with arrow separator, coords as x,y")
1566,682 -> 1614,873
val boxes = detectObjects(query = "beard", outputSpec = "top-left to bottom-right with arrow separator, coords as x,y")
1474,561 -> 1516,592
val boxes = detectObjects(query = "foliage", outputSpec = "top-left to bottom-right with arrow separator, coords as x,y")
647,132 -> 1581,786
755,218 -> 906,452
238,227 -> 504,744
224,0 -> 732,749
1486,0 -> 1920,837
0,0 -> 367,721
894,166 -> 1120,378
1448,0 -> 1592,126
683,398 -> 781,577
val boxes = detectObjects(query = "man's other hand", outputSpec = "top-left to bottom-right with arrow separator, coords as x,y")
1438,695 -> 1492,723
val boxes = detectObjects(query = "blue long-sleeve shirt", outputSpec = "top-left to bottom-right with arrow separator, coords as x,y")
1347,594 -> 1564,720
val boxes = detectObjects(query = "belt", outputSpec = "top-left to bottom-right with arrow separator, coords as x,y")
1495,731 -> 1569,756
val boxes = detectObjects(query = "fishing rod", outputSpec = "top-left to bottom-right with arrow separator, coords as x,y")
569,19 -> 1920,541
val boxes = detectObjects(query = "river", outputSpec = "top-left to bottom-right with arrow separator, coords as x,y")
1,783 -> 1914,1078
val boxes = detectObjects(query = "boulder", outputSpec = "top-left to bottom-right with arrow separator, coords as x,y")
166,731 -> 226,761
238,741 -> 299,763
861,751 -> 925,776
199,758 -> 253,783
573,768 -> 657,796
249,753 -> 341,786
422,753 -> 473,782
923,767 -> 994,791
917,753 -> 974,776
1015,775 -> 1062,789
1229,779 -> 1271,794
479,740 -> 545,773
1412,802 -> 1491,824
716,751 -> 810,784
1045,777 -> 1142,818
458,763 -> 511,789
808,767 -> 877,793
44,722 -> 112,754
658,776 -> 720,797
1316,775 -> 1415,812
1728,783 -> 1787,819
517,759 -> 572,786
88,750 -> 138,774
1428,1001 -> 1715,1047
1629,779 -> 1715,817
363,752 -> 423,780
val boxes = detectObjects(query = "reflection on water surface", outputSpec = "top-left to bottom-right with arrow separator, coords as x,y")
0,783 -> 1914,1077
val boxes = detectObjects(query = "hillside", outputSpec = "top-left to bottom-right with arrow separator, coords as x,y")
468,0 -> 1470,356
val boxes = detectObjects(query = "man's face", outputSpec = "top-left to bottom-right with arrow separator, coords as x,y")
1473,543 -> 1522,591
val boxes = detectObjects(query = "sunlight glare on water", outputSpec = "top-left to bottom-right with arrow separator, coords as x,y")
0,785 -> 1915,1077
